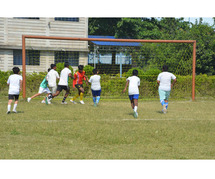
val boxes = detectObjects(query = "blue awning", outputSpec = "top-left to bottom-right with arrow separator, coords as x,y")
88,35 -> 141,47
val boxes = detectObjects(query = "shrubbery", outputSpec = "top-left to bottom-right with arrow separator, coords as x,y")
0,65 -> 215,99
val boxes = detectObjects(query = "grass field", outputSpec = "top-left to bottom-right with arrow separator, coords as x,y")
0,96 -> 215,159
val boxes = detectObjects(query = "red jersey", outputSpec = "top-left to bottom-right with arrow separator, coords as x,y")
73,71 -> 86,87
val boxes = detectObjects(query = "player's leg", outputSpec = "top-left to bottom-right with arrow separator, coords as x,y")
12,95 -> 19,113
61,86 -> 70,104
158,89 -> 167,113
95,90 -> 101,105
79,86 -> 85,104
27,87 -> 44,102
164,91 -> 170,111
133,95 -> 139,118
91,89 -> 97,106
7,95 -> 13,114
70,85 -> 80,103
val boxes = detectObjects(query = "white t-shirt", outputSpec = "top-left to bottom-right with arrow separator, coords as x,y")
126,76 -> 140,95
47,69 -> 59,87
89,75 -> 101,91
58,68 -> 72,86
7,74 -> 23,95
157,72 -> 176,91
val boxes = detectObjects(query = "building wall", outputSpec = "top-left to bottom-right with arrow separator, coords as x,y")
0,17 -> 88,72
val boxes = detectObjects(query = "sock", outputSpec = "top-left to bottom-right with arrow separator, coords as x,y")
134,106 -> 138,112
93,97 -> 96,103
96,96 -> 100,104
160,100 -> 165,106
62,96 -> 67,102
13,104 -> 17,111
48,94 -> 53,99
164,101 -> 168,109
80,92 -> 84,101
7,105 -> 11,112
72,94 -> 79,101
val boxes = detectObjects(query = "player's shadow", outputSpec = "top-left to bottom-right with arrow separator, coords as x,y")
156,111 -> 164,114
15,111 -> 24,114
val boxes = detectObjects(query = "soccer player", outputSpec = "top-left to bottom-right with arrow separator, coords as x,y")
41,64 -> 59,103
6,67 -> 23,114
70,65 -> 88,104
85,69 -> 101,107
122,69 -> 140,118
27,69 -> 52,104
157,65 -> 177,113
48,62 -> 73,104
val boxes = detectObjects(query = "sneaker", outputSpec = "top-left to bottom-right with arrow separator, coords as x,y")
61,101 -> 67,104
41,100 -> 45,104
70,100 -> 77,104
80,100 -> 85,104
27,97 -> 31,102
48,101 -> 51,104
12,110 -> 17,113
163,104 -> 167,114
133,112 -> 138,118
6,111 -> 10,114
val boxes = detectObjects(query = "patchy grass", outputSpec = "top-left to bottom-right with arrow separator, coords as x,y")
0,96 -> 215,159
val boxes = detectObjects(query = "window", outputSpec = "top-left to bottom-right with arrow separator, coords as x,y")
14,17 -> 40,20
54,17 -> 79,22
13,50 -> 40,65
55,51 -> 79,66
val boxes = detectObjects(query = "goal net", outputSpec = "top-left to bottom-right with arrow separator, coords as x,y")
21,35 -> 196,100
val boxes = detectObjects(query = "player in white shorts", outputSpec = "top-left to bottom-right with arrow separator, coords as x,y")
7,67 -> 23,114
41,64 -> 59,103
157,65 -> 177,113
27,69 -> 52,104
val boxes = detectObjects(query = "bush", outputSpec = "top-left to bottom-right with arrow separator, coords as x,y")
84,65 -> 94,76
56,62 -> 73,75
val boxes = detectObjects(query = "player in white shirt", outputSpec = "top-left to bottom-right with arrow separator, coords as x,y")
85,69 -> 101,107
48,62 -> 73,104
6,67 -> 23,114
157,65 -> 177,113
41,64 -> 59,103
123,69 -> 140,118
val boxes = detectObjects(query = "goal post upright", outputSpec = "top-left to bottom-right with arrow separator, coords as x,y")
21,35 -> 196,101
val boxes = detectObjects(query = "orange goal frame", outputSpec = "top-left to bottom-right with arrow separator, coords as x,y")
22,35 -> 196,100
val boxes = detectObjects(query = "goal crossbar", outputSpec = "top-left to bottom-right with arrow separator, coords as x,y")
22,35 -> 196,100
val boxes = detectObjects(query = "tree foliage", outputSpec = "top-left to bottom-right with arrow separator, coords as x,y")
88,17 -> 215,75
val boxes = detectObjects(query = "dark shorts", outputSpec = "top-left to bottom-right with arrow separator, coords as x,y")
75,84 -> 83,90
8,94 -> 19,100
91,89 -> 101,97
57,85 -> 70,92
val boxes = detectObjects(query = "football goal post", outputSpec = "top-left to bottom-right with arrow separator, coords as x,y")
21,35 -> 196,100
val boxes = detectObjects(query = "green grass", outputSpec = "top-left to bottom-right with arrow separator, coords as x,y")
0,96 -> 215,159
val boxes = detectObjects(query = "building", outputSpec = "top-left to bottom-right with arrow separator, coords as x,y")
0,17 -> 88,72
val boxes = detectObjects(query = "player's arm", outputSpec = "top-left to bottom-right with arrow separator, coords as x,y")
68,73 -> 74,79
122,80 -> 129,93
20,80 -> 23,91
171,78 -> 177,89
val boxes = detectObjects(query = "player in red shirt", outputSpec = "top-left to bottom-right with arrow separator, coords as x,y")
70,65 -> 88,104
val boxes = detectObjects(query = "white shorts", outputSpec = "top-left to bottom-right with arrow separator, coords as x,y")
38,87 -> 51,94
49,86 -> 57,94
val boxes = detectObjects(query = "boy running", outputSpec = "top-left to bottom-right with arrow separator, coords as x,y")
123,69 -> 140,118
85,69 -> 101,107
7,67 -> 23,114
157,65 -> 177,113
48,62 -> 73,104
70,65 -> 88,104
41,64 -> 59,103
27,69 -> 52,104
